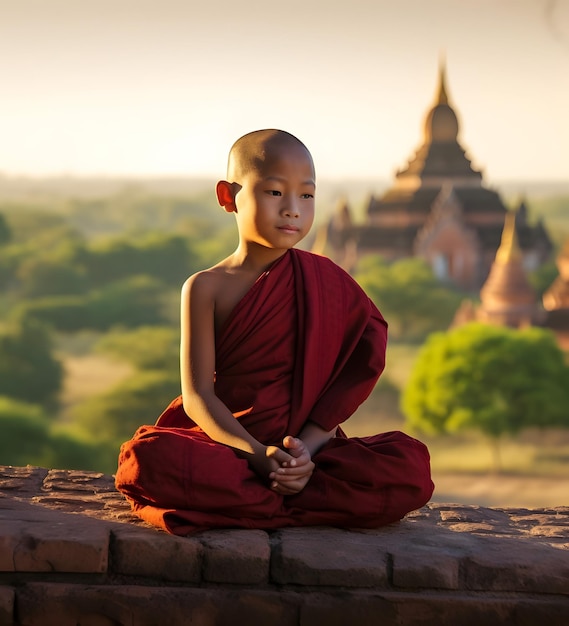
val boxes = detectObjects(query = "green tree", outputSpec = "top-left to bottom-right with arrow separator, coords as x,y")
95,325 -> 179,370
529,260 -> 559,297
0,213 -> 11,246
0,317 -> 63,406
83,233 -> 198,288
355,256 -> 462,341
13,296 -> 90,332
72,326 -> 181,451
402,323 -> 569,470
13,276 -> 172,332
73,369 -> 180,443
87,275 -> 172,329
0,396 -> 112,471
45,428 -> 117,473
0,397 -> 50,465
0,207 -> 68,244
17,257 -> 88,298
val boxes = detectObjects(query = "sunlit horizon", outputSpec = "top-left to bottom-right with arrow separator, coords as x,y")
0,0 -> 567,182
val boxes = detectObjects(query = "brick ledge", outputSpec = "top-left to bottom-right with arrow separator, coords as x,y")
1,465 -> 568,625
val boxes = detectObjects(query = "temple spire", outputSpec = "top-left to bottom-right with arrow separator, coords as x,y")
435,54 -> 449,105
495,212 -> 522,263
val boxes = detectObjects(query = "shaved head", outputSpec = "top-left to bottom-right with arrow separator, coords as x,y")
227,129 -> 314,182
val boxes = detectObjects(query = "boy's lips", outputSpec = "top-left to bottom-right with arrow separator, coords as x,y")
278,225 -> 300,233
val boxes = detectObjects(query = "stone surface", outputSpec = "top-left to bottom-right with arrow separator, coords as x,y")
1,465 -> 568,625
271,527 -> 390,587
0,587 -> 14,626
111,525 -> 203,582
0,500 -> 109,574
198,529 -> 270,584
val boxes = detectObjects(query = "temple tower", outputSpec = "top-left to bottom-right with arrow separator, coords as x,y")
326,60 -> 552,290
477,213 -> 542,328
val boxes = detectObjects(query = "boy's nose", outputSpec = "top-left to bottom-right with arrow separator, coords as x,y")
282,199 -> 300,218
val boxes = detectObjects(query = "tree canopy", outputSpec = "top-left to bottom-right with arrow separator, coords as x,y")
0,396 -> 114,471
354,256 -> 462,341
73,369 -> 181,443
95,325 -> 179,370
402,323 -> 569,440
0,213 -> 11,246
0,317 -> 63,406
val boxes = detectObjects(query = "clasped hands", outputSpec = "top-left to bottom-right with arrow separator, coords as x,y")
264,435 -> 315,496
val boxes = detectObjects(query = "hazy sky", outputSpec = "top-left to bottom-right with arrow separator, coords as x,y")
0,0 -> 567,182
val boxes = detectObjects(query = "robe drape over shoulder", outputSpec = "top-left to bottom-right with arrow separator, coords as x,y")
115,249 -> 433,535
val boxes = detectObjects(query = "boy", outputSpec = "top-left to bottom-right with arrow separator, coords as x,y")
116,129 -> 433,534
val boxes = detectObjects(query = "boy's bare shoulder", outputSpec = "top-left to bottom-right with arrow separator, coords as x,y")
182,264 -> 230,299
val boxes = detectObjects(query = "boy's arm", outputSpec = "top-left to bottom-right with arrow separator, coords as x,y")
296,421 -> 337,457
180,273 -> 293,478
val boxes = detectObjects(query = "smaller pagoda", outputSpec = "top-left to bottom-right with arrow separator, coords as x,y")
543,239 -> 569,350
452,212 -> 544,328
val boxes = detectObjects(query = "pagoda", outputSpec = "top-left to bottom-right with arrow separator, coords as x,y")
325,60 -> 552,290
477,212 -> 543,327
451,212 -> 544,328
542,238 -> 569,350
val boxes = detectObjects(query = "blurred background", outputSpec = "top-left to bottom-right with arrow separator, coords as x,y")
0,0 -> 568,508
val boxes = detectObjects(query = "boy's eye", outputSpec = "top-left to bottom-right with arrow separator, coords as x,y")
267,190 -> 282,196
301,193 -> 314,199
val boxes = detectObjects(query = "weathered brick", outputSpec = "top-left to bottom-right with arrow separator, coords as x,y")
42,469 -> 113,493
300,591 -> 396,626
529,525 -> 569,538
14,519 -> 109,573
212,589 -> 298,626
514,597 -> 569,626
198,529 -> 270,584
111,526 -> 203,582
5,517 -> 109,573
0,466 -> 47,495
462,536 -> 569,594
392,549 -> 459,589
17,584 -> 297,626
3,463 -> 569,626
17,584 -> 216,626
439,506 -> 511,525
0,586 -> 14,626
0,534 -> 15,572
271,527 -> 389,587
389,591 -> 517,626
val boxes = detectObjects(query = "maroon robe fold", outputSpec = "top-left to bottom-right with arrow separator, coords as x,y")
115,249 -> 433,534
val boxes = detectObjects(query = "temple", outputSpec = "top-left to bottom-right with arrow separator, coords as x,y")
452,212 -> 544,328
324,60 -> 552,290
542,238 -> 569,350
451,215 -> 569,351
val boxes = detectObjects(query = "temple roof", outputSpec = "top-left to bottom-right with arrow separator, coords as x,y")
480,213 -> 537,310
355,225 -> 417,253
392,60 -> 482,185
369,185 -> 507,216
496,212 -> 522,263
422,58 -> 459,143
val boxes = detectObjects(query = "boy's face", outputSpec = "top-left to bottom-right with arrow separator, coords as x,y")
233,141 -> 315,252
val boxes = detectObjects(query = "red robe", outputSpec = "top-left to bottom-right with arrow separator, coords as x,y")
115,249 -> 433,534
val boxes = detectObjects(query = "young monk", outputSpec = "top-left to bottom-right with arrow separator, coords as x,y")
115,129 -> 434,535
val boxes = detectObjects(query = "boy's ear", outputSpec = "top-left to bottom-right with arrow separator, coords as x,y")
216,180 -> 238,213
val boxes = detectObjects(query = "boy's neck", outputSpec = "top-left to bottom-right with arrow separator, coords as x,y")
230,243 -> 290,274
